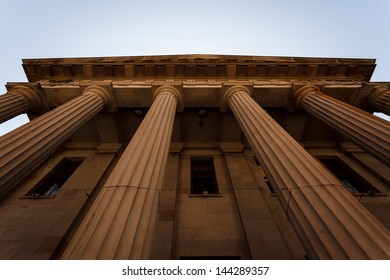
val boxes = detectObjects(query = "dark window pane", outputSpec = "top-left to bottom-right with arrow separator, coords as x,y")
191,158 -> 218,194
253,156 -> 275,194
319,158 -> 379,194
27,158 -> 83,197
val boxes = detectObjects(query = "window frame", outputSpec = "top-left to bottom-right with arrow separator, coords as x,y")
21,157 -> 84,199
253,156 -> 275,195
189,157 -> 220,197
317,156 -> 381,196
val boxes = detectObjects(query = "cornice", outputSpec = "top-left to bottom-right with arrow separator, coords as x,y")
21,54 -> 376,83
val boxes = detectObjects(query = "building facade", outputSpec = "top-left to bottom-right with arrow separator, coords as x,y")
0,55 -> 389,260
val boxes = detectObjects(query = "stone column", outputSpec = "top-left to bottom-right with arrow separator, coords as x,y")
0,86 -> 111,200
223,85 -> 390,259
61,85 -> 181,260
0,86 -> 41,123
294,85 -> 390,166
365,85 -> 390,116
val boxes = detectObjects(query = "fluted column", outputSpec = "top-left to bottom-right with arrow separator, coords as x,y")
61,85 -> 181,260
0,86 -> 111,200
365,85 -> 390,116
0,86 -> 41,123
294,85 -> 390,166
224,85 -> 390,259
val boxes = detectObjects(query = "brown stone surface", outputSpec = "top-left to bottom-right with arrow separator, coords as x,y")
0,150 -> 115,259
172,154 -> 251,259
225,154 -> 292,259
244,151 -> 307,259
149,155 -> 180,259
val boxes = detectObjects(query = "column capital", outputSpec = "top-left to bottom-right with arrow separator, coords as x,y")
366,85 -> 387,103
154,85 -> 183,112
82,85 -> 111,108
222,85 -> 252,111
365,85 -> 390,114
293,85 -> 323,109
8,85 -> 42,111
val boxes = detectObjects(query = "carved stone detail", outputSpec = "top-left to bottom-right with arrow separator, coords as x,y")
153,85 -> 182,111
83,85 -> 112,107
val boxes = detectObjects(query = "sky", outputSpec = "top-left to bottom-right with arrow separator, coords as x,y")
0,0 -> 389,135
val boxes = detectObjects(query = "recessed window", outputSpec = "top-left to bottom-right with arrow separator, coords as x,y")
254,157 -> 275,194
319,158 -> 379,194
24,158 -> 84,199
191,157 -> 218,195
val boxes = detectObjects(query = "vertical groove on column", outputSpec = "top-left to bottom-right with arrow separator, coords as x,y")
0,93 -> 29,124
0,93 -> 105,200
299,89 -> 390,166
228,90 -> 390,259
61,91 -> 178,260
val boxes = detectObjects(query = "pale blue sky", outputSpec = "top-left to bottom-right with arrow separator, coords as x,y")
1,0 -> 389,135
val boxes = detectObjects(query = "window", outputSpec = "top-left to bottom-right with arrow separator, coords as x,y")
191,157 -> 218,195
253,157 -> 275,194
319,158 -> 379,194
25,158 -> 84,198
